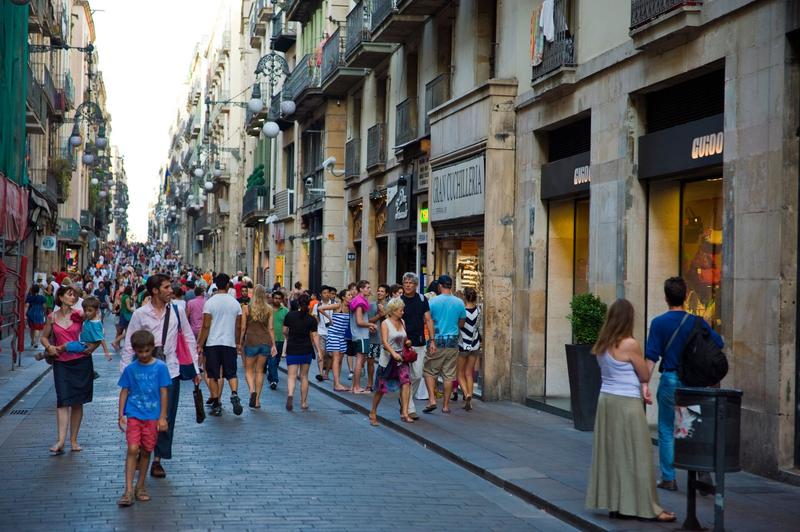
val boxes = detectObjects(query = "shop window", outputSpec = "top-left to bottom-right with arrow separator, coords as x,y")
681,178 -> 723,328
573,199 -> 590,295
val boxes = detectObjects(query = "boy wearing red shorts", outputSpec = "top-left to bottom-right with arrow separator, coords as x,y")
117,330 -> 171,506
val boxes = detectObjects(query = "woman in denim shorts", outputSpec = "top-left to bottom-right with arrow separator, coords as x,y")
238,285 -> 277,409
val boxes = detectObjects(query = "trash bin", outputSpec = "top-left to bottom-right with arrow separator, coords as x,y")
674,387 -> 742,473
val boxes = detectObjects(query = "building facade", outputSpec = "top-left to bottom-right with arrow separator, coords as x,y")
155,0 -> 800,480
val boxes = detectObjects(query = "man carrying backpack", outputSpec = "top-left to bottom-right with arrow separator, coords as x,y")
645,277 -> 724,491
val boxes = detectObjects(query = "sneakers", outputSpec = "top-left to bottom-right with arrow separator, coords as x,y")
657,479 -> 677,491
348,372 -> 354,380
231,393 -> 243,416
150,461 -> 166,478
210,400 -> 222,417
269,382 -> 277,390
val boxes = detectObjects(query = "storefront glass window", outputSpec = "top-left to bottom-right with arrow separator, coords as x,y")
681,178 -> 723,329
574,200 -> 590,296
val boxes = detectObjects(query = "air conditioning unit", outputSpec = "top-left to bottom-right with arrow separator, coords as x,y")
273,189 -> 295,220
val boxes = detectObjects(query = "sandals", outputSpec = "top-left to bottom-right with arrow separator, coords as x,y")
423,404 -> 437,414
248,393 -> 257,408
464,396 -> 473,411
401,415 -> 415,423
49,446 -> 64,456
134,487 -> 151,502
655,511 -> 677,523
285,396 -> 293,412
117,491 -> 134,507
368,414 -> 379,426
315,374 -> 324,382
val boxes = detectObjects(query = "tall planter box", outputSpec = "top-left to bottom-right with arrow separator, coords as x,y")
565,343 -> 601,431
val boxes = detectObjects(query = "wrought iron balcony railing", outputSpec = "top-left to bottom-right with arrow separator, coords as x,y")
370,0 -> 397,32
531,0 -> 575,81
345,138 -> 360,179
80,209 -> 95,230
630,0 -> 702,29
366,123 -> 386,169
242,185 -> 269,222
321,26 -> 346,83
424,73 -> 450,134
345,0 -> 371,58
395,97 -> 418,146
283,53 -> 320,101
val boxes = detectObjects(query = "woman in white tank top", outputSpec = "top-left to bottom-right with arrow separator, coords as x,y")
585,299 -> 676,523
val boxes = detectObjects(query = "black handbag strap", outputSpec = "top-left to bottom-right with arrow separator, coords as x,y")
161,305 -> 170,348
659,313 -> 691,372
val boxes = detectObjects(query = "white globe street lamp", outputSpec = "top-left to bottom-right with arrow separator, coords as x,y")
82,153 -> 95,165
193,168 -> 204,178
262,121 -> 279,138
280,100 -> 296,116
204,181 -> 214,191
90,177 -> 99,186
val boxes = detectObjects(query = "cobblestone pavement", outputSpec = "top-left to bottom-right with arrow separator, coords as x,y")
0,322 -> 573,532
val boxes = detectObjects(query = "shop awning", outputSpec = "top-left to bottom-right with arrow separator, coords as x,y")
57,217 -> 81,241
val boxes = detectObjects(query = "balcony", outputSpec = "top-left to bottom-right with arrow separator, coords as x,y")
424,73 -> 449,135
366,123 -> 387,170
255,0 -> 273,22
26,64 -> 47,134
63,71 -> 75,109
370,0 -> 448,43
270,11 -> 297,52
283,53 -> 322,119
29,63 -> 59,118
395,97 -> 418,147
531,0 -> 576,99
344,1 -> 394,68
80,210 -> 95,230
630,0 -> 704,52
345,138 -> 360,180
321,26 -> 368,96
195,212 -> 213,235
272,188 -> 295,221
221,29 -> 231,55
28,0 -> 45,33
249,2 -> 267,49
51,2 -> 68,45
241,186 -> 270,227
285,0 -> 320,24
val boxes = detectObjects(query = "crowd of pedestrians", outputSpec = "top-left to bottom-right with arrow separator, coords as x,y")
24,239 -> 731,523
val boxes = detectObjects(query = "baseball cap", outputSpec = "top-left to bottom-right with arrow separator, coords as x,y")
437,274 -> 453,287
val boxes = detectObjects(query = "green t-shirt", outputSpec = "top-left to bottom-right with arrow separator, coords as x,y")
273,305 -> 289,342
120,294 -> 133,320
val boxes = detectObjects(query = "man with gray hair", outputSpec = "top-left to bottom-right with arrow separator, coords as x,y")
400,272 -> 436,420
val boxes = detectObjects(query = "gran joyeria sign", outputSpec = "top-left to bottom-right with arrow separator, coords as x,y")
430,154 -> 485,222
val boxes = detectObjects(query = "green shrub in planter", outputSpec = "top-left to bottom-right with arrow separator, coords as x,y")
567,293 -> 607,345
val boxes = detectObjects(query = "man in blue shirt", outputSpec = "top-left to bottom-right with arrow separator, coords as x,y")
645,277 -> 723,491
423,275 -> 466,414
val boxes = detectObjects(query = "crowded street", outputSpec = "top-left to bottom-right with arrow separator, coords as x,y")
5,0 -> 800,530
0,316 -> 568,531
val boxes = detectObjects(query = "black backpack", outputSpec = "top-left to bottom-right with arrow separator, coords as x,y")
678,316 -> 728,387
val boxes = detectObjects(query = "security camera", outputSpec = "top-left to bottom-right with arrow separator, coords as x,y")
322,156 -> 336,170
305,176 -> 314,187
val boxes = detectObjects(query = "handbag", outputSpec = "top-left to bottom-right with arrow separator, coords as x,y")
401,344 -> 418,364
193,384 -> 206,424
173,304 -> 198,381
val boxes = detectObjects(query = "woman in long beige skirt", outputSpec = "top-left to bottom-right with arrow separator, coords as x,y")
586,299 -> 676,523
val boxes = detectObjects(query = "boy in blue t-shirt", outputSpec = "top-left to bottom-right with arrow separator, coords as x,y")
117,329 -> 172,507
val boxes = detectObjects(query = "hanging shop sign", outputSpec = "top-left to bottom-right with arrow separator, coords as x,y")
385,176 -> 413,232
541,151 -> 590,200
430,154 -> 485,222
40,235 -> 57,251
419,207 -> 429,224
638,113 -> 723,180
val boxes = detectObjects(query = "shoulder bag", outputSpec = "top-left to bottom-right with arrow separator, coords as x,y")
173,304 -> 198,381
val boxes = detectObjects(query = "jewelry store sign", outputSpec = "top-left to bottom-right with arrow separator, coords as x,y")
430,155 -> 485,222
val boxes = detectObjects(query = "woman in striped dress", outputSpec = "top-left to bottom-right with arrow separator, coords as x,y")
317,290 -> 352,392
456,288 -> 482,411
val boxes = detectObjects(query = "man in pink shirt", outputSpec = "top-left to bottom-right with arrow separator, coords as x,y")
121,273 -> 199,479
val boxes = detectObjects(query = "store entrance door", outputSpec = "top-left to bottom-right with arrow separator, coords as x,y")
396,237 -> 416,283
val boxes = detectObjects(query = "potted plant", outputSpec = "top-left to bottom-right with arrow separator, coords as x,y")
565,293 -> 607,431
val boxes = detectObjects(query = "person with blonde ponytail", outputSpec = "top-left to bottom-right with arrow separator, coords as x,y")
238,285 -> 277,409
586,298 -> 675,523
